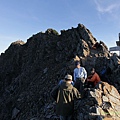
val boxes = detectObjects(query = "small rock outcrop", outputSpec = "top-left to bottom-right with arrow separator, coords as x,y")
76,82 -> 120,120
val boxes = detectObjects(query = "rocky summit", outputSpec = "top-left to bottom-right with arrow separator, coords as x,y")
0,24 -> 120,120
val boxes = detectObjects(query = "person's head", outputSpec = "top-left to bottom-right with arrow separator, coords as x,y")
90,68 -> 95,74
64,74 -> 72,81
75,61 -> 80,68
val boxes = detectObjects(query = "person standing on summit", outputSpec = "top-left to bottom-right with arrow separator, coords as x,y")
74,61 -> 87,96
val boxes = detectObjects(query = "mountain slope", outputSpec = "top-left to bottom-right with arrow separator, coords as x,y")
0,24 -> 120,120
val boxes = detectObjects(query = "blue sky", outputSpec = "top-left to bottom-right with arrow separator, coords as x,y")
0,0 -> 120,53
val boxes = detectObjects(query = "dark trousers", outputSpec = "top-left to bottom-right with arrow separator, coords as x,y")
85,81 -> 94,88
74,78 -> 84,97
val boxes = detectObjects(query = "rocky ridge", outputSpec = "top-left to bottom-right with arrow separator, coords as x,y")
0,24 -> 120,120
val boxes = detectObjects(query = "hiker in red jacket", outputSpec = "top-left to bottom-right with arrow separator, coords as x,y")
87,68 -> 101,87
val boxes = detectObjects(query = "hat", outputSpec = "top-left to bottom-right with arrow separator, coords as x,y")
75,61 -> 80,66
64,74 -> 72,80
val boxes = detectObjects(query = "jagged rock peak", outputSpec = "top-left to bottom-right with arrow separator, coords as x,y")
45,28 -> 59,35
11,40 -> 25,46
2,40 -> 25,54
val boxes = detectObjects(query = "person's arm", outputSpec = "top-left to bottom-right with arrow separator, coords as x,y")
73,87 -> 81,99
58,79 -> 64,85
87,75 -> 93,79
87,74 -> 96,82
83,68 -> 87,79
87,78 -> 94,82
73,69 -> 76,82
96,73 -> 101,81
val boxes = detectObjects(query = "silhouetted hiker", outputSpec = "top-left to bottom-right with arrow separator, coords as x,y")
87,68 -> 101,87
51,74 -> 81,120
99,41 -> 108,50
92,41 -> 102,50
100,66 -> 111,83
73,61 -> 87,96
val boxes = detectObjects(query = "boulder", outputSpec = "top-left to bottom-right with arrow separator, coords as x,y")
75,82 -> 120,120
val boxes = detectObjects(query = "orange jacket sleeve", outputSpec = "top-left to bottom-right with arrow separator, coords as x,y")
89,73 -> 101,85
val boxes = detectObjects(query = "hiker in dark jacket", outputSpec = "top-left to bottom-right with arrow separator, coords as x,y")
51,74 -> 81,120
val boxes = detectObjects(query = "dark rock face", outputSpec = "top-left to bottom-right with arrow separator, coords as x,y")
0,24 -> 120,120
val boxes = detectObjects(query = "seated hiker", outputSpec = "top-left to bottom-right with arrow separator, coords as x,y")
87,68 -> 101,87
85,74 -> 94,88
51,74 -> 81,120
73,61 -> 87,97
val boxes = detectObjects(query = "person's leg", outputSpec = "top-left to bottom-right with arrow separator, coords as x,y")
79,80 -> 84,97
60,115 -> 66,120
74,79 -> 80,91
